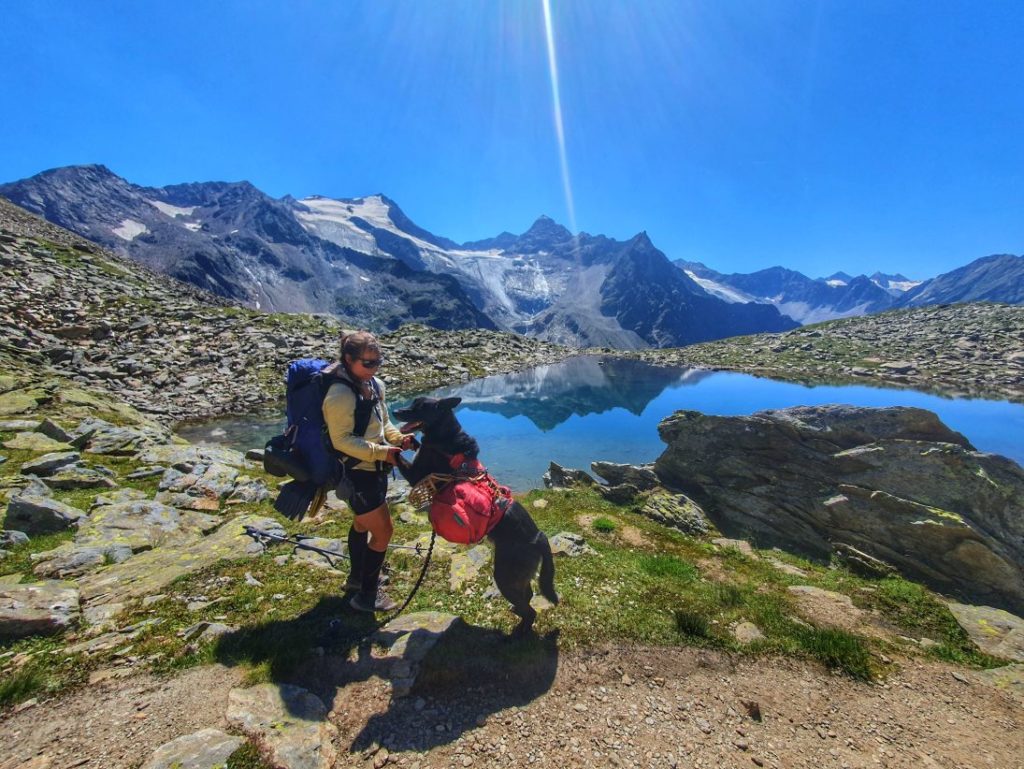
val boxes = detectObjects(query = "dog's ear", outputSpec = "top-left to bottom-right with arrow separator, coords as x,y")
439,396 -> 462,411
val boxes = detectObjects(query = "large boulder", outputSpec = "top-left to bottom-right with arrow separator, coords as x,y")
654,406 -> 1024,613
4,493 -> 87,534
0,580 -> 80,639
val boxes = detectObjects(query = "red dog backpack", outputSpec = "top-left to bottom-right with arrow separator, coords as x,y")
428,457 -> 512,545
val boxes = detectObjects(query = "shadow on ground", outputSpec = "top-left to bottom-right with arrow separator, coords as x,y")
349,624 -> 560,753
211,598 -> 559,753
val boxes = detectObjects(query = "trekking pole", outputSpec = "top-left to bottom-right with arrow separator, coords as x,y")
244,525 -> 433,559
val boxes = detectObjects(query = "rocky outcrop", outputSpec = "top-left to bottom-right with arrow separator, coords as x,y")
636,302 -> 1024,404
226,684 -> 337,769
654,405 -> 1024,612
141,729 -> 243,769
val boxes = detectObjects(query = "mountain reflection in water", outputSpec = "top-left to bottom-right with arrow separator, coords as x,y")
430,357 -> 710,431
178,355 -> 1024,492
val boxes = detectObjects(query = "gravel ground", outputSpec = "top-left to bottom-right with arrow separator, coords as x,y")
3,648 -> 1020,769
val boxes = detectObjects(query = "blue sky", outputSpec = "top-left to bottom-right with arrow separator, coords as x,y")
1,1 -> 1021,278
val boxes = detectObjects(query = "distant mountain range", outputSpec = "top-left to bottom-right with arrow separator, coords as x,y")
677,252 -> 1023,325
2,164 -> 1021,348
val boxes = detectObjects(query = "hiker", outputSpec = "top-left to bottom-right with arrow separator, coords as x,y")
323,330 -> 414,613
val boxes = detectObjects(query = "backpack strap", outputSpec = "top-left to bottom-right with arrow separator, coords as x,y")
323,373 -> 385,471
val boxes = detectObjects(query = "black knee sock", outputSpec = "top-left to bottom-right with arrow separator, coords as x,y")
360,547 -> 387,599
347,527 -> 368,586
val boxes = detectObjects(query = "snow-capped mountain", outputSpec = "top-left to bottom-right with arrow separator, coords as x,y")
869,272 -> 921,295
0,165 -> 493,331
1,165 -> 798,348
896,255 -> 1024,307
676,262 -> 899,324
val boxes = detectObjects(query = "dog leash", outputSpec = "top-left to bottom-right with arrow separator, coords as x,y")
243,524 -> 436,635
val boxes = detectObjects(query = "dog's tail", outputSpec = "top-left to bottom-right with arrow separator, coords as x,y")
534,531 -> 559,606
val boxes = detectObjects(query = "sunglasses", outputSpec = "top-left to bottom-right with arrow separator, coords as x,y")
357,357 -> 383,368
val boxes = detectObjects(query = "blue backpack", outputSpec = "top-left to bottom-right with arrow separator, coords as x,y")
264,359 -> 380,486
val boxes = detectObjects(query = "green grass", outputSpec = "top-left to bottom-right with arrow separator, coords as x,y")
592,517 -> 617,533
674,610 -> 710,639
0,667 -> 46,708
793,626 -> 873,680
226,740 -> 277,769
637,554 -> 698,581
0,530 -> 77,579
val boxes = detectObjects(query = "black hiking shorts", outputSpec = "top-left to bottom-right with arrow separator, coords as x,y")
346,469 -> 389,515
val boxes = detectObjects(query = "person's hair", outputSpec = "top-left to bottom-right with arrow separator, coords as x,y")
339,330 -> 380,364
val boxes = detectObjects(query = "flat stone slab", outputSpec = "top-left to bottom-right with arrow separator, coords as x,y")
947,602 -> 1024,662
1,530 -> 30,548
289,537 -> 346,569
19,451 -> 80,476
449,544 -> 490,590
0,419 -> 42,431
0,580 -> 80,639
375,611 -> 461,697
226,684 -> 337,769
92,488 -> 150,508
138,443 -> 246,468
226,476 -> 271,505
44,465 -> 118,490
788,585 -> 863,632
400,532 -> 459,561
76,419 -> 171,455
787,585 -> 893,640
3,432 -> 72,452
713,538 -> 759,559
33,500 -> 222,578
76,515 -> 284,620
549,532 -> 596,557
4,494 -> 87,534
640,491 -> 709,536
141,728 -> 243,769
969,663 -> 1024,702
0,391 -> 40,417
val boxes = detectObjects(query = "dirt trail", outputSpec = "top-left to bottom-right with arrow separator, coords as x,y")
2,647 -> 1021,769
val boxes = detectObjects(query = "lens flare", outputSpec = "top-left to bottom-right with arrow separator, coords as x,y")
541,0 -> 577,237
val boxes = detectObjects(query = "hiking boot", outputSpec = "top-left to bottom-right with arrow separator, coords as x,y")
343,573 -> 388,593
349,591 -> 399,613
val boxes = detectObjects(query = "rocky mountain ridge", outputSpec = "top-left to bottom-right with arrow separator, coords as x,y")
0,196 -> 571,424
0,165 -> 494,332
1,165 -> 797,349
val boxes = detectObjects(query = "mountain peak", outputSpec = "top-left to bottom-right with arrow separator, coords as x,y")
523,215 -> 572,239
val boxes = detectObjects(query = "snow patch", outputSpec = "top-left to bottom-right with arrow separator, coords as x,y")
112,219 -> 148,241
296,195 -> 502,261
184,222 -> 202,232
825,279 -> 847,287
775,301 -> 872,325
873,278 -> 921,293
147,200 -> 196,218
359,275 -> 370,282
684,271 -> 755,303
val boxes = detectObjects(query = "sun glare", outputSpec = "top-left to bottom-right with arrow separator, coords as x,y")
541,0 -> 577,238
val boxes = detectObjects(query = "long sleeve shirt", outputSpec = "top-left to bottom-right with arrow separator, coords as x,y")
322,372 -> 404,471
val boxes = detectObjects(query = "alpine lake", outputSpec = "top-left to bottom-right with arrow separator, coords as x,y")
176,356 -> 1024,492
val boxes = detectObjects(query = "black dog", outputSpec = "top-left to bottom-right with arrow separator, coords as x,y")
392,396 -> 558,635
